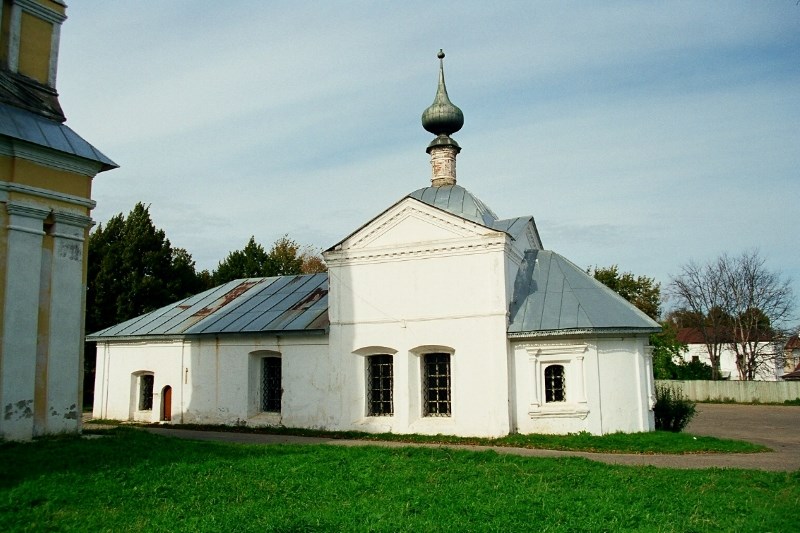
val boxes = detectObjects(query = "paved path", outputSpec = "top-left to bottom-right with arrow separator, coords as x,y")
116,404 -> 800,471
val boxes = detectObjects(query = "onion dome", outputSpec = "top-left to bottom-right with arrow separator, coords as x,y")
421,50 -> 464,153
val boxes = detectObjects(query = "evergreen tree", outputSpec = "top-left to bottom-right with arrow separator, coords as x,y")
212,236 -> 273,284
86,203 -> 201,333
84,203 -> 204,405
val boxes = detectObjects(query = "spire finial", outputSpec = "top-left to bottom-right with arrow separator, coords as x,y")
421,50 -> 463,186
421,49 -> 464,145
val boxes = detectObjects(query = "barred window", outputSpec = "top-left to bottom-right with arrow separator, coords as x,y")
423,353 -> 451,417
262,357 -> 282,413
544,364 -> 566,403
367,354 -> 393,416
139,374 -> 154,411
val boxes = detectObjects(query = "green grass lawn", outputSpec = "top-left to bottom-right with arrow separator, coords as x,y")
136,423 -> 767,454
1,429 -> 797,532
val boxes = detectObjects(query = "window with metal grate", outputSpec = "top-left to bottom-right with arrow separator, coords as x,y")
367,354 -> 393,416
261,357 -> 282,412
423,353 -> 451,416
544,364 -> 566,403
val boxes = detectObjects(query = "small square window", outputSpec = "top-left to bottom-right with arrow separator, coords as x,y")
544,364 -> 565,403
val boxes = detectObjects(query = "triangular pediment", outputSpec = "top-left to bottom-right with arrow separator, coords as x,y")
333,197 -> 501,252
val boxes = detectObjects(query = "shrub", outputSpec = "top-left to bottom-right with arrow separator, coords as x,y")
654,384 -> 697,432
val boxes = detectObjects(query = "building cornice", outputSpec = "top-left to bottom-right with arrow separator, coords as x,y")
325,236 -> 507,266
0,138 -> 104,176
0,181 -> 96,209
16,0 -> 67,24
509,327 -> 659,340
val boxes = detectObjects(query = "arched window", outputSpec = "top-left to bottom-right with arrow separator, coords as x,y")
544,365 -> 566,403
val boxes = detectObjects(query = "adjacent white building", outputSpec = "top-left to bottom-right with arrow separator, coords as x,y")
91,52 -> 660,436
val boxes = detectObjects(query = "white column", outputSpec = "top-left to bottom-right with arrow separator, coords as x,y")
48,21 -> 61,86
528,354 -> 539,410
43,212 -> 92,434
7,3 -> 22,73
574,355 -> 587,405
0,203 -> 48,440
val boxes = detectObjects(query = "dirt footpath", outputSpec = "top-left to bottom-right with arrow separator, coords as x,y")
139,404 -> 800,471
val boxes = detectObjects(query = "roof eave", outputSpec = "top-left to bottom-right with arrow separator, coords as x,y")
88,328 -> 329,343
508,327 -> 661,340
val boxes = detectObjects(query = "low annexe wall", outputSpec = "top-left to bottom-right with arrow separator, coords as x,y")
656,380 -> 800,403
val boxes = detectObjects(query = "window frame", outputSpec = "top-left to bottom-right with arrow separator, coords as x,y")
543,364 -> 566,403
138,373 -> 154,411
523,343 -> 589,420
366,354 -> 394,417
422,352 -> 451,417
261,356 -> 282,413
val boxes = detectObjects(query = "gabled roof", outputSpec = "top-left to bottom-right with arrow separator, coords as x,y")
88,273 -> 329,340
0,102 -> 117,171
508,250 -> 661,337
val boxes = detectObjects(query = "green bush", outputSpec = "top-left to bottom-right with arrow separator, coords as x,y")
653,384 -> 697,432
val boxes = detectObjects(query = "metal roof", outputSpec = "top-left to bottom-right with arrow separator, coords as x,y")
508,250 -> 661,337
0,102 -> 117,171
409,184 -> 498,227
87,273 -> 329,340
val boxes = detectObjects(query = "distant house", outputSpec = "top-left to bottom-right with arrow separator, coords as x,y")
780,336 -> 800,381
676,328 -> 781,381
90,53 -> 659,437
0,0 -> 116,440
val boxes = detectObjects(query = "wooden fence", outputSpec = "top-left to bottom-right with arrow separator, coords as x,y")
656,380 -> 800,403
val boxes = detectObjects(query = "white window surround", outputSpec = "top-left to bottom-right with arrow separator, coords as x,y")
130,371 -> 155,422
525,343 -> 589,420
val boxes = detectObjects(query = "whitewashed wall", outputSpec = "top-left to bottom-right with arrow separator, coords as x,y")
510,336 -> 654,435
93,335 -> 330,426
324,198 -> 514,437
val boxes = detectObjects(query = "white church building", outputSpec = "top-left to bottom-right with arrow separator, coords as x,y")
91,52 -> 660,437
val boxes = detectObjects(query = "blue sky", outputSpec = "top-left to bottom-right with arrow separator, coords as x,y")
55,1 -> 799,322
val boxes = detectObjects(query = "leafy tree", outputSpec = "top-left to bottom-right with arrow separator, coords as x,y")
212,235 -> 326,284
589,265 -> 708,379
300,250 -> 327,274
588,265 -> 660,320
269,235 -> 304,276
669,250 -> 794,380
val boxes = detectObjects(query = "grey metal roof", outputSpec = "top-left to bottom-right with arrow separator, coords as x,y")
409,184 -> 498,227
491,216 -> 532,241
508,250 -> 661,337
0,102 -> 117,171
88,273 -> 329,340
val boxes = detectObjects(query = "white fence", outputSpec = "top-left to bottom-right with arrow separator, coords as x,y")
656,380 -> 800,403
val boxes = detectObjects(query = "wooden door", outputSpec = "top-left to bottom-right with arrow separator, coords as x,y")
161,386 -> 172,421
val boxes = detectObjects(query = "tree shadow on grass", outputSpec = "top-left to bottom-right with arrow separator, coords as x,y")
0,427 -> 315,491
